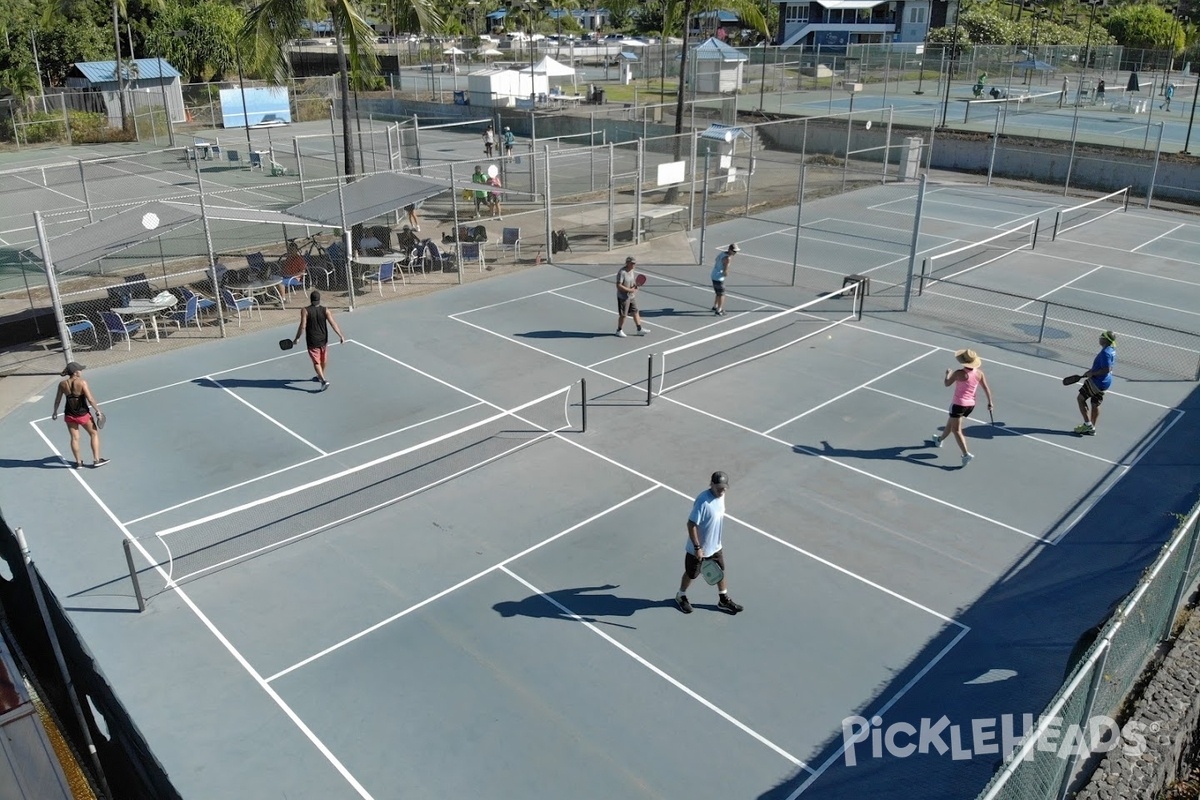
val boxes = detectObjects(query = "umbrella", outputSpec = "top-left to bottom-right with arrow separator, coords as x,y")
480,48 -> 503,56
443,47 -> 466,55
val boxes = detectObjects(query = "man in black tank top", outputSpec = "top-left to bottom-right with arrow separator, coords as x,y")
292,290 -> 345,391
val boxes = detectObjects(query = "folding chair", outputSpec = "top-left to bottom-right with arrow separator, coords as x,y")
500,227 -> 522,260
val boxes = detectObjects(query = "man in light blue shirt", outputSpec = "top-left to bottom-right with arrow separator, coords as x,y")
1074,330 -> 1116,436
676,471 -> 743,615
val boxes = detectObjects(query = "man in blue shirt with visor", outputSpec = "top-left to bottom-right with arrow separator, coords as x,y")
1074,330 -> 1116,436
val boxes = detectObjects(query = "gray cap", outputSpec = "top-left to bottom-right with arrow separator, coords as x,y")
711,471 -> 729,487
61,362 -> 86,376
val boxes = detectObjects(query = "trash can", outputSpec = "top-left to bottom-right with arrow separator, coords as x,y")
595,88 -> 606,105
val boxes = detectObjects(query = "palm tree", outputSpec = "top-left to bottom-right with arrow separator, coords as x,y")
242,0 -> 441,177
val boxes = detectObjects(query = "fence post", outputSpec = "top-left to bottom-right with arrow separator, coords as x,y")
903,173 -> 927,312
743,129 -> 755,215
607,142 -> 616,251
544,145 -> 554,265
1064,113 -> 1081,195
450,163 -> 463,284
78,160 -> 95,224
791,165 -> 806,286
688,129 -> 699,230
14,528 -> 113,799
34,211 -> 74,363
987,105 -> 1001,186
1146,122 -> 1164,209
698,151 -> 711,264
1167,515 -> 1200,637
294,139 -> 306,201
194,157 -> 227,338
634,139 -> 644,244
1057,642 -> 1110,800
882,106 -> 893,184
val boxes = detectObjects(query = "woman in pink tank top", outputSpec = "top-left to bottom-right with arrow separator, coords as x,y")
929,348 -> 994,467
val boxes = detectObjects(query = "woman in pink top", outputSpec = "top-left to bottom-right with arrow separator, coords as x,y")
929,348 -> 993,467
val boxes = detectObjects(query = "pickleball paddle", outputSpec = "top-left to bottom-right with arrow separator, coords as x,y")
699,557 -> 724,586
1062,374 -> 1083,386
279,339 -> 294,351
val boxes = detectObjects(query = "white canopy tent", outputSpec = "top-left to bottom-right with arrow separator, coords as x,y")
521,55 -> 578,91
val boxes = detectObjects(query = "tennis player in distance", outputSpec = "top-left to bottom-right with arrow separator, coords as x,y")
676,471 -> 743,615
928,349 -> 994,468
1073,331 -> 1116,436
293,290 -> 345,391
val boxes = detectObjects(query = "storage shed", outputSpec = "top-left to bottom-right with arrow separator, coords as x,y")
65,59 -> 185,128
467,67 -> 548,107
692,37 -> 748,93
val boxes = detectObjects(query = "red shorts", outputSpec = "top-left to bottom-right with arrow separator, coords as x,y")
65,413 -> 91,427
308,345 -> 328,365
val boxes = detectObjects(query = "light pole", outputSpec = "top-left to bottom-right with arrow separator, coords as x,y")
939,0 -> 963,128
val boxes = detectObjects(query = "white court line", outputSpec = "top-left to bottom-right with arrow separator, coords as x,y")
787,624 -> 973,799
661,392 -> 1043,542
1013,265 -> 1104,312
1046,409 -> 1183,545
9,173 -> 83,204
200,375 -> 328,455
1038,250 -> 1200,287
450,276 -> 595,315
500,566 -> 815,774
1131,223 -> 1186,252
26,421 -> 376,800
124,402 -> 485,526
763,348 -> 940,434
1058,285 -> 1200,320
837,322 -> 1175,410
547,288 -> 686,335
862,386 -> 1122,466
1049,236 -> 1200,272
266,486 -> 660,682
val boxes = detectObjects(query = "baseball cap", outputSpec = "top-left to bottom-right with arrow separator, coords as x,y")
61,362 -> 85,376
625,256 -> 636,265
711,471 -> 729,487
727,243 -> 741,253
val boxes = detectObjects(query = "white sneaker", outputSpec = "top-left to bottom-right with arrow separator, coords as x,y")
616,329 -> 626,338
930,433 -> 942,448
637,327 -> 647,336
961,453 -> 974,467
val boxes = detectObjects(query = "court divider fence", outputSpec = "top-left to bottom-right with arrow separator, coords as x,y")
975,499 -> 1200,800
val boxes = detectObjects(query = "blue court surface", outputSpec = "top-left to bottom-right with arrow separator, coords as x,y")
1,182 -> 1197,799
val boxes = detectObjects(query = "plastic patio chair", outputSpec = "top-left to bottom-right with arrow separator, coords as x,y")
362,261 -> 403,295
419,241 -> 456,273
179,287 -> 217,316
166,294 -> 200,330
500,227 -> 521,259
459,242 -> 484,272
64,314 -> 97,349
102,311 -> 144,350
220,288 -> 260,327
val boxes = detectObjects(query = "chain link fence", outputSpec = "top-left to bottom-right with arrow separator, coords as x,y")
976,500 -> 1200,800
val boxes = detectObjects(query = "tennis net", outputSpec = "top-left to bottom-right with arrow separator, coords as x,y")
963,89 -> 1062,123
130,384 -> 579,597
1051,187 -> 1130,240
918,220 -> 1038,295
656,282 -> 863,396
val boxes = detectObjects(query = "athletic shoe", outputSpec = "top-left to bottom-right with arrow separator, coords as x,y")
961,453 -> 975,467
637,327 -> 647,336
718,594 -> 743,614
1082,426 -> 1096,436
616,329 -> 627,338
675,594 -> 693,614
929,434 -> 943,448
93,458 -> 110,468
321,380 -> 330,391
1073,423 -> 1094,435
711,306 -> 718,312
713,308 -> 721,316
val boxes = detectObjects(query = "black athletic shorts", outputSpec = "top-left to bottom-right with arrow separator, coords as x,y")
949,404 -> 975,419
1079,379 -> 1106,405
685,548 -> 725,580
712,280 -> 726,296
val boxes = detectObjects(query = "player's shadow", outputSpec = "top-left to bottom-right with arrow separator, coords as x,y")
494,584 -> 674,629
795,440 -> 955,470
516,330 -> 613,339
0,456 -> 71,470
966,424 -> 1078,440
191,377 -> 317,393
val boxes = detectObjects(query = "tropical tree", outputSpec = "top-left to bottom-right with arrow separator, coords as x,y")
152,0 -> 244,82
242,0 -> 440,178
1103,3 -> 1184,55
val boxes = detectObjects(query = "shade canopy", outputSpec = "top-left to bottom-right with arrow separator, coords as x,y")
23,202 -> 317,272
1009,59 -> 1054,71
286,173 -> 452,228
522,55 -> 576,77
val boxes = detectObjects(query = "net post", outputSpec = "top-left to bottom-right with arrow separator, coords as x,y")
1038,301 -> 1050,343
1052,211 -> 1062,241
1122,186 -> 1130,211
581,378 -> 587,432
1032,217 -> 1039,249
647,354 -> 654,406
123,538 -> 146,612
903,172 -> 927,311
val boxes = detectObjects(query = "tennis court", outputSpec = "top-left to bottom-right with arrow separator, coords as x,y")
2,181 -> 1197,800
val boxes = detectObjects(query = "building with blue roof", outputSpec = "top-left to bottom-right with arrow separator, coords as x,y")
65,58 -> 184,129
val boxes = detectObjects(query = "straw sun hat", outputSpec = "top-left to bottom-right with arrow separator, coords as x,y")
955,349 -> 982,369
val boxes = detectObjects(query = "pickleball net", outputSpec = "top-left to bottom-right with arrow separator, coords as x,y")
1051,187 -> 1130,240
127,383 -> 580,598
963,89 -> 1063,123
917,219 -> 1038,294
655,282 -> 863,396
